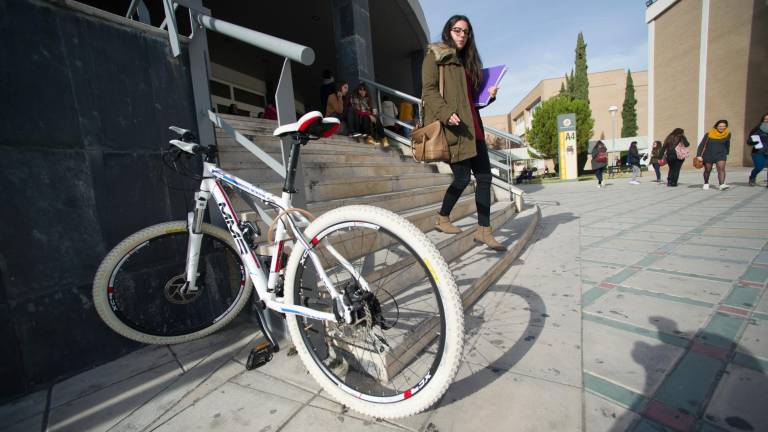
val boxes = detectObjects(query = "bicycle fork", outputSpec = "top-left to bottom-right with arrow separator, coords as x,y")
182,190 -> 210,295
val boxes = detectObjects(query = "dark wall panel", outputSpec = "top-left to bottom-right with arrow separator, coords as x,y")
0,0 -> 199,400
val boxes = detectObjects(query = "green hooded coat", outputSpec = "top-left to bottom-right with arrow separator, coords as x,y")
421,43 -> 479,163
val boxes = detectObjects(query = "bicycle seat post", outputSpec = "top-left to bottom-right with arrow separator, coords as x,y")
283,135 -> 307,194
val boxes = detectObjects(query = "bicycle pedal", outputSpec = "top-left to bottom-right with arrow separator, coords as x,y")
245,341 -> 274,370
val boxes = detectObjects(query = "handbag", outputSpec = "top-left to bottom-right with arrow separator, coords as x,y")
693,136 -> 708,169
675,142 -> 690,161
658,158 -> 667,167
411,66 -> 450,163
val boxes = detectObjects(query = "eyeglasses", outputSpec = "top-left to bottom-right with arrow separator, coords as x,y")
450,27 -> 471,36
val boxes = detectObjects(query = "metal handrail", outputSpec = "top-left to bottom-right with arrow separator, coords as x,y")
361,77 -> 523,208
196,15 -> 314,65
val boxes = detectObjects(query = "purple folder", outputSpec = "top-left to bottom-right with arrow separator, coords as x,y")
474,65 -> 507,107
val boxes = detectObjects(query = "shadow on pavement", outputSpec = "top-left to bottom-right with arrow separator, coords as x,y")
439,284 -> 546,408
604,316 -> 767,432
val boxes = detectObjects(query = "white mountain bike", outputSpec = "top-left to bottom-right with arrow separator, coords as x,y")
92,112 -> 464,418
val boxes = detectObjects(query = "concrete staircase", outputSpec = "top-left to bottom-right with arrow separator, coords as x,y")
214,114 -> 541,358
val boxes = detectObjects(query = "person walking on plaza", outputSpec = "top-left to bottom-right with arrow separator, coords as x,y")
747,112 -> 768,187
591,140 -> 608,188
696,119 -> 731,190
649,140 -> 663,182
661,128 -> 690,187
424,14 -> 505,251
628,141 -> 641,185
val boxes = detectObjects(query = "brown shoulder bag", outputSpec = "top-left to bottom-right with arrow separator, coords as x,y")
411,65 -> 450,163
693,136 -> 708,169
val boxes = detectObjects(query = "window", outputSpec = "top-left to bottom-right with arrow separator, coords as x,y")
210,80 -> 231,99
514,115 -> 525,135
233,87 -> 266,108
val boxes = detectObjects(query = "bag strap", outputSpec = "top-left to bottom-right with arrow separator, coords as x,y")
417,65 -> 445,128
438,64 -> 444,98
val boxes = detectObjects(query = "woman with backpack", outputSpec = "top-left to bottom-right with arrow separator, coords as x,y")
660,128 -> 690,187
696,119 -> 731,190
747,112 -> 768,187
422,14 -> 505,251
591,140 -> 608,188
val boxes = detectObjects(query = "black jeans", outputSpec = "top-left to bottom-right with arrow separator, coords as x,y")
667,158 -> 683,186
439,140 -> 492,227
595,167 -> 605,184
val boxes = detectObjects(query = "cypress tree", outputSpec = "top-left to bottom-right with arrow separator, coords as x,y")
621,69 -> 638,137
559,81 -> 566,96
573,32 -> 589,103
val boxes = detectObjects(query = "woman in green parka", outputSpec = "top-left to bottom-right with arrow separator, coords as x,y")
423,14 -> 505,251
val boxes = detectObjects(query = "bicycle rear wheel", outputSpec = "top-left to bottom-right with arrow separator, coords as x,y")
284,205 -> 463,419
92,221 -> 252,345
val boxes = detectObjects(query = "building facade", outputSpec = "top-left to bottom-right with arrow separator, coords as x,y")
646,0 -> 768,167
484,69 -> 648,147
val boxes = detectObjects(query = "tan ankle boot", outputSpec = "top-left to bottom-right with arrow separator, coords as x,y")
435,215 -> 462,234
474,226 -> 506,251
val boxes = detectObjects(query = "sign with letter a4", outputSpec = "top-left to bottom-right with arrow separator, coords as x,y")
557,114 -> 578,180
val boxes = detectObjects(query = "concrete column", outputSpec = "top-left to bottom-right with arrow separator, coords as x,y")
330,0 -> 375,86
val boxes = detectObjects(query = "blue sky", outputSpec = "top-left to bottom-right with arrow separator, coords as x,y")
418,0 -> 649,116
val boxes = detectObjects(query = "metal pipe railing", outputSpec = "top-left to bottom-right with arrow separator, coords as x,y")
196,15 -> 314,65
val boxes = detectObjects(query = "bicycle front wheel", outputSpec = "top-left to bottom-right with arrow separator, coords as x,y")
284,205 -> 463,419
93,221 -> 252,345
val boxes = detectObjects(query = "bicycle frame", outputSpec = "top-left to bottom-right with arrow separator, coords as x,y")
182,157 -> 365,327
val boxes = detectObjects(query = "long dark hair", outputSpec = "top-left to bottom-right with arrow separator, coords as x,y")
751,112 -> 768,133
652,140 -> 661,149
664,128 -> 685,147
354,83 -> 372,106
441,15 -> 482,91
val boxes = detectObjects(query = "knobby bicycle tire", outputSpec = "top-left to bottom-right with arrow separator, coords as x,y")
283,205 -> 464,419
92,221 -> 253,345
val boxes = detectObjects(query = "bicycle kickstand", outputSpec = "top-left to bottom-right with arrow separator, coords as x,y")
245,300 -> 280,371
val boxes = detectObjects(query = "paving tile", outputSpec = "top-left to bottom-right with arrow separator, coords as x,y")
636,224 -> 693,234
736,319 -> 768,361
622,270 -> 731,304
653,351 -> 723,416
425,364 -> 582,432
280,405 -> 402,432
648,255 -> 746,281
1,415 -> 42,432
153,382 -> 303,432
584,392 -> 640,432
755,291 -> 768,315
618,230 -> 680,242
721,286 -> 762,309
50,344 -> 175,408
170,323 -> 259,371
741,265 -> 768,284
595,239 -> 668,254
673,244 -> 758,262
684,236 -> 763,249
581,248 -> 648,266
47,361 -> 183,432
703,364 -> 768,432
583,373 -> 646,412
250,347 -> 323,394
700,228 -> 768,239
0,389 -> 46,430
112,357 -> 248,432
465,324 -> 582,387
230,370 -> 316,403
583,321 -> 685,396
584,289 -> 712,339
697,313 -> 746,349
581,261 -> 625,284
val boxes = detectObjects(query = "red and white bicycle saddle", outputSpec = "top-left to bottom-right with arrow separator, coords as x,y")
272,111 -> 340,138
